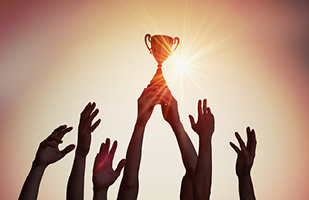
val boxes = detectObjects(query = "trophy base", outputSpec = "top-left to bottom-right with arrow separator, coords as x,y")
148,67 -> 166,88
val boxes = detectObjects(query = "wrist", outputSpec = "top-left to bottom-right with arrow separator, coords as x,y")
74,153 -> 87,161
32,160 -> 47,171
93,187 -> 108,198
199,134 -> 212,143
75,149 -> 88,158
170,122 -> 184,133
237,172 -> 252,179
135,119 -> 147,129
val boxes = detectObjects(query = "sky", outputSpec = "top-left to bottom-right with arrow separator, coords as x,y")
0,0 -> 309,199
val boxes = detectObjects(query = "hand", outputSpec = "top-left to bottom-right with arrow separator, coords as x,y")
76,102 -> 101,157
230,127 -> 257,177
93,138 -> 126,190
161,88 -> 182,128
189,99 -> 215,140
136,85 -> 163,126
34,125 -> 75,168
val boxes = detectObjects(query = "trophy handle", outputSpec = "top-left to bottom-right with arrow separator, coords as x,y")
171,37 -> 180,54
145,34 -> 152,54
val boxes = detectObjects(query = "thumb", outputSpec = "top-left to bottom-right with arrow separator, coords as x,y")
60,144 -> 75,157
188,115 -> 196,131
115,159 -> 126,174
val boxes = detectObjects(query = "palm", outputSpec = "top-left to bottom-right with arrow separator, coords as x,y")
236,155 -> 254,176
189,99 -> 214,139
34,125 -> 75,167
93,139 -> 126,190
93,158 -> 119,188
36,146 -> 63,165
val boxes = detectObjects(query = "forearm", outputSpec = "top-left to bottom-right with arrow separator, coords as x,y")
171,123 -> 197,175
67,154 -> 86,200
19,162 -> 46,200
93,188 -> 108,200
238,174 -> 256,200
193,138 -> 212,200
118,122 -> 145,200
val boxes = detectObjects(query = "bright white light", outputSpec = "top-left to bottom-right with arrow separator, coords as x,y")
176,58 -> 188,72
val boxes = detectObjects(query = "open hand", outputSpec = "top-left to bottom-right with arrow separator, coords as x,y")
93,138 -> 126,190
34,125 -> 75,167
230,127 -> 257,177
76,102 -> 101,157
189,99 -> 215,140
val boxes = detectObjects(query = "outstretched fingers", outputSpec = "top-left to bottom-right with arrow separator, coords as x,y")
246,127 -> 257,157
108,140 -> 118,160
229,141 -> 241,154
235,132 -> 250,156
197,99 -> 202,118
202,99 -> 207,115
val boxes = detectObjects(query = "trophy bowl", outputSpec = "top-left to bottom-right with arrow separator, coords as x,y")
145,34 -> 180,68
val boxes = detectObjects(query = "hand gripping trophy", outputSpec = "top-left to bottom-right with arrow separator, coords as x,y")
145,34 -> 179,87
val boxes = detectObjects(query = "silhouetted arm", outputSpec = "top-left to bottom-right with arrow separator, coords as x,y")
19,125 -> 75,200
230,127 -> 257,200
67,102 -> 101,200
189,99 -> 215,200
93,138 -> 126,200
161,89 -> 197,200
117,85 -> 161,200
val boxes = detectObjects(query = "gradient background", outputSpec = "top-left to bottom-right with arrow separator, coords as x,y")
1,0 -> 309,199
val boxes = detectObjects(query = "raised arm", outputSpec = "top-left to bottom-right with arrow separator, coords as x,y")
189,99 -> 215,200
19,125 -> 75,200
93,138 -> 126,200
67,102 -> 101,200
161,88 -> 198,200
230,127 -> 257,200
117,85 -> 161,200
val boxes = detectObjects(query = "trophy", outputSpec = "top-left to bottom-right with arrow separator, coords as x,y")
145,34 -> 180,86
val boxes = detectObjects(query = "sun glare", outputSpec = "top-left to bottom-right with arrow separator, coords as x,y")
176,58 -> 188,71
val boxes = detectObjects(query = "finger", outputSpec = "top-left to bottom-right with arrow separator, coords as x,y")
52,125 -> 67,134
229,142 -> 241,154
115,159 -> 126,174
47,135 -> 63,143
109,140 -> 118,159
80,102 -> 96,124
235,132 -> 246,150
99,142 -> 106,154
83,107 -> 99,129
102,138 -> 110,158
197,99 -> 202,118
203,99 -> 207,115
247,127 -> 257,156
161,93 -> 173,106
80,102 -> 92,119
94,153 -> 100,169
56,126 -> 73,140
235,132 -> 250,156
88,108 -> 99,124
60,144 -> 75,157
189,115 -> 196,131
90,119 -> 101,133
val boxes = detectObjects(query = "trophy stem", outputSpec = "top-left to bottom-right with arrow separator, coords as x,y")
148,67 -> 166,88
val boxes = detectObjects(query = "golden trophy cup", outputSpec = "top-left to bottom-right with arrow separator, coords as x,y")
145,34 -> 180,86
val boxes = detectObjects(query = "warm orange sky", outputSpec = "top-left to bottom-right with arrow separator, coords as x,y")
1,0 -> 309,199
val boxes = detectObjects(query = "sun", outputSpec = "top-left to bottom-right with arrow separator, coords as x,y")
175,56 -> 189,72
